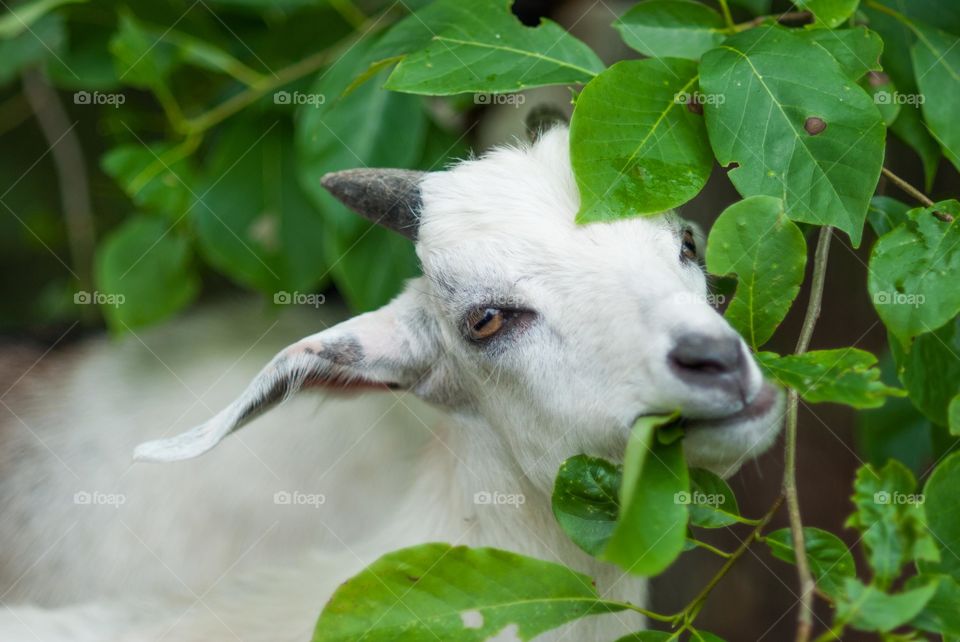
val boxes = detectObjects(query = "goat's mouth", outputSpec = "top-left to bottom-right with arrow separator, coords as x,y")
678,382 -> 781,431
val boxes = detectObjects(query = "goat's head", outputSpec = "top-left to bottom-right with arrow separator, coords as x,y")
135,126 -> 783,491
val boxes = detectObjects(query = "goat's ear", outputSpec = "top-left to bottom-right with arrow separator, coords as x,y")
320,168 -> 425,240
133,288 -> 434,463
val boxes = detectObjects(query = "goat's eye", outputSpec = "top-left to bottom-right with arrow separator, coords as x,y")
681,228 -> 698,262
466,308 -> 505,340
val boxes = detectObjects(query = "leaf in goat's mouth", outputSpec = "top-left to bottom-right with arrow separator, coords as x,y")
603,412 -> 689,576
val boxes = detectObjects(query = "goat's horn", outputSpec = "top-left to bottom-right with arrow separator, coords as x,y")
320,168 -> 426,240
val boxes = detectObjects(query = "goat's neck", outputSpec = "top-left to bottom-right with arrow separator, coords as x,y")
389,412 -> 646,607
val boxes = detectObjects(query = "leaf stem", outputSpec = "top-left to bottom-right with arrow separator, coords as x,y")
784,225 -> 833,642
179,13 -> 394,135
735,11 -> 812,32
880,167 -> 935,207
717,0 -> 735,30
687,538 -> 734,559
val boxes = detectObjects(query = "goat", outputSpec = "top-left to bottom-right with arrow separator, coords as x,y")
0,125 -> 783,641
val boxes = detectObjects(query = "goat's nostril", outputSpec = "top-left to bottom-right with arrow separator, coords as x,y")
668,333 -> 744,380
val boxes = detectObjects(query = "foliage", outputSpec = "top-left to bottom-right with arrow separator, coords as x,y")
4,0 -> 960,639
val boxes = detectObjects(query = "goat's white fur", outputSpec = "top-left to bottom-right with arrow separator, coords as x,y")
0,127 -> 783,641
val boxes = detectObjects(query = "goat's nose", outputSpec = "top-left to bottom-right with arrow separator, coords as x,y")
668,332 -> 748,398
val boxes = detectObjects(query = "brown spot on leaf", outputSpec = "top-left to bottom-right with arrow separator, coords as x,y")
868,71 -> 889,87
686,101 -> 703,115
804,117 -> 827,135
933,210 -> 956,223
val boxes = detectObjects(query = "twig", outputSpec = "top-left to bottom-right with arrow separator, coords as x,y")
880,167 -> 934,208
717,0 -> 735,30
736,11 -> 812,31
22,69 -> 96,301
180,12 -> 393,135
784,226 -> 833,642
687,538 -> 734,559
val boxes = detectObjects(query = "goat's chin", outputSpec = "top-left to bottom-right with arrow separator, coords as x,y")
681,383 -> 785,479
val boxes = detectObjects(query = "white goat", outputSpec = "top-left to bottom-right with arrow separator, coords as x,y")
0,126 -> 783,641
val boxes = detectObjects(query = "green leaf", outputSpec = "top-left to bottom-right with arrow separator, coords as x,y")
856,354 -> 933,475
861,71 -> 900,126
0,0 -> 83,39
109,12 -> 177,90
919,452 -> 960,581
158,28 -> 263,86
890,317 -> 960,426
101,143 -> 195,219
705,196 -> 806,349
908,574 -> 960,637
757,349 -> 904,409
911,22 -> 960,173
868,201 -> 960,341
602,414 -> 689,577
845,460 -> 938,586
194,119 -> 329,295
552,455 -> 620,557
794,27 -> 883,81
862,2 -> 941,190
0,13 -> 64,85
950,395 -> 960,436
312,544 -> 626,641
867,196 -> 911,237
613,0 -> 728,60
890,103 -> 941,193
765,527 -> 855,599
570,58 -> 713,223
383,0 -> 603,95
837,577 -> 938,632
687,467 -> 740,529
700,26 -> 885,247
296,37 -> 426,311
94,216 -> 198,331
796,0 -> 860,29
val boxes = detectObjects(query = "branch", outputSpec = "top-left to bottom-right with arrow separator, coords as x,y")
784,226 -> 833,642
736,11 -> 813,31
22,69 -> 96,298
880,167 -> 934,208
180,12 -> 394,135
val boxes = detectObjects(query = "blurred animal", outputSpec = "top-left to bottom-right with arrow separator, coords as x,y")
0,125 -> 783,640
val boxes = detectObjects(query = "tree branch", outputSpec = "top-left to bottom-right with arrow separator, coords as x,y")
880,167 -> 934,208
784,225 -> 833,642
22,69 -> 96,299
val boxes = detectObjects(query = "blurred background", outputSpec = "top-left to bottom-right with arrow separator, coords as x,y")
1,0 -> 958,639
